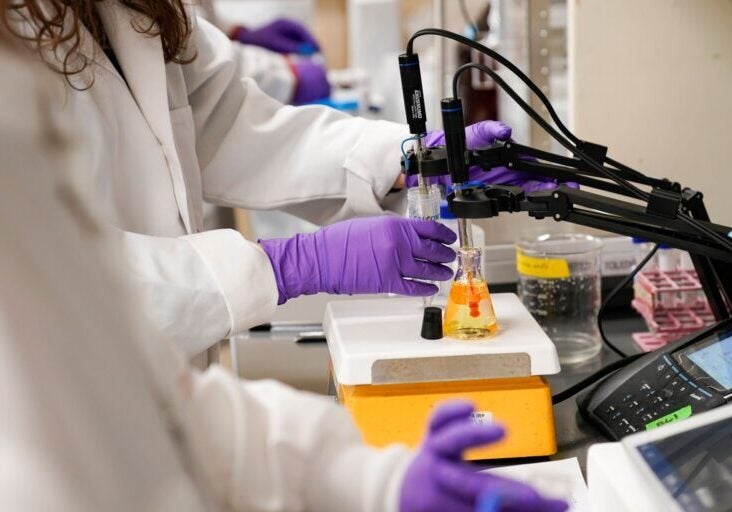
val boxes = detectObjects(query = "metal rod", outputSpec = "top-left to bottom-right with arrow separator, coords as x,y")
415,136 -> 435,308
454,186 -> 474,249
415,138 -> 430,195
457,217 -> 473,249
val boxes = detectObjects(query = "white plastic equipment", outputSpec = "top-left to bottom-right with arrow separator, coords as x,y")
588,405 -> 732,512
324,293 -> 560,386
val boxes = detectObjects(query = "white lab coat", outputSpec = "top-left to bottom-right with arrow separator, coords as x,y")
31,1 -> 408,355
0,46 -> 411,512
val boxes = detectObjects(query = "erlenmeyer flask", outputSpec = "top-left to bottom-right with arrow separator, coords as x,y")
444,247 -> 498,340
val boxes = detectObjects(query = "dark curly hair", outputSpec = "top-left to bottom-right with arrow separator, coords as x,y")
3,1 -> 193,83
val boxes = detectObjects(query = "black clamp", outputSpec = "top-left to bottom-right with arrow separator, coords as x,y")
470,141 -> 512,169
647,188 -> 682,219
401,146 -> 450,177
680,188 -> 705,215
574,140 -> 608,171
447,185 -> 525,219
523,188 -> 573,221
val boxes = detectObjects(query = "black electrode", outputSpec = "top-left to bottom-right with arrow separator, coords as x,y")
421,307 -> 444,340
440,98 -> 469,185
399,53 -> 427,135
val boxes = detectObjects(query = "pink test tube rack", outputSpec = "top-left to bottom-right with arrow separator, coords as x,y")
631,270 -> 714,352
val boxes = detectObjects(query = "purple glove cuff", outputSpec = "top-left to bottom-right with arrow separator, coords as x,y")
260,234 -> 322,305
291,59 -> 331,105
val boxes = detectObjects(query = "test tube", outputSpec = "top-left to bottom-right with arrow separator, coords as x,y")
406,139 -> 441,308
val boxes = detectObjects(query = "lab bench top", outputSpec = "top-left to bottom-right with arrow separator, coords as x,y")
536,312 -> 646,474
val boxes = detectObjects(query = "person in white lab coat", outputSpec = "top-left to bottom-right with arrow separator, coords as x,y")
0,35 -> 567,512
4,1 -> 548,357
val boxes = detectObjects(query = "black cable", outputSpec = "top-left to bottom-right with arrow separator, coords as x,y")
415,28 -> 639,182
458,0 -> 480,39
678,214 -> 732,256
552,245 -> 658,405
413,29 -> 661,186
447,45 -> 732,253
409,28 -> 581,146
605,156 -> 652,183
451,62 -> 650,202
413,28 -> 693,191
551,353 -> 644,405
598,244 -> 660,359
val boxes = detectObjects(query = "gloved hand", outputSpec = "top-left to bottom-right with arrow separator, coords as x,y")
260,217 -> 456,304
231,18 -> 320,55
400,401 -> 569,512
291,59 -> 331,105
406,121 -> 572,193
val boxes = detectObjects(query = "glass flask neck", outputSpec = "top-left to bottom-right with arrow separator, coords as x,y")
455,247 -> 484,280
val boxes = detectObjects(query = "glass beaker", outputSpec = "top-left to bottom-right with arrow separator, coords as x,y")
444,247 -> 498,340
517,234 -> 603,364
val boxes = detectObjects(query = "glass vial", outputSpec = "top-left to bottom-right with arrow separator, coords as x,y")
444,247 -> 498,340
407,184 -> 441,221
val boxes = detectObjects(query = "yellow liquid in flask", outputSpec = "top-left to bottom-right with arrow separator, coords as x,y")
444,248 -> 498,340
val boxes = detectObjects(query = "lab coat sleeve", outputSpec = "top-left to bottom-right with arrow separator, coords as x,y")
176,363 -> 413,512
123,233 -> 415,510
121,228 -> 278,355
231,42 -> 296,104
184,17 -> 408,225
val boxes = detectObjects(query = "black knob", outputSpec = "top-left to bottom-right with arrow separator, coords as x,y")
421,307 -> 444,340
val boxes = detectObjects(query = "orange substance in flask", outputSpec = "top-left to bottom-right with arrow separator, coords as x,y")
444,273 -> 498,340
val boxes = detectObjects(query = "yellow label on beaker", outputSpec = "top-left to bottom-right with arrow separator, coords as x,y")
516,251 -> 570,279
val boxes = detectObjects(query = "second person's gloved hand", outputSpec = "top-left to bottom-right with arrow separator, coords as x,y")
400,401 -> 569,512
230,18 -> 330,105
406,121 -> 571,193
290,59 -> 331,105
260,217 -> 457,304
231,18 -> 320,55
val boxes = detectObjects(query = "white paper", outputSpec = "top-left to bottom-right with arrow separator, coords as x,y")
481,457 -> 591,512
470,411 -> 494,425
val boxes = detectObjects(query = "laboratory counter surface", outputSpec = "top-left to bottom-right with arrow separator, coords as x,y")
232,309 -> 648,475
530,312 -> 647,475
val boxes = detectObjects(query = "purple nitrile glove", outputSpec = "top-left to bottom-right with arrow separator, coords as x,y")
260,217 -> 456,304
423,120 -> 512,152
400,401 -> 569,512
406,121 -> 576,193
291,59 -> 331,105
231,18 -> 320,55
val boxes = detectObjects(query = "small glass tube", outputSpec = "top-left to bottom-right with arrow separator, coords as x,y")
407,181 -> 441,308
444,247 -> 498,340
407,184 -> 441,221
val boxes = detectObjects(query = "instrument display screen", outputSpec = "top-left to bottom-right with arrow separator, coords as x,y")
674,331 -> 732,394
636,416 -> 732,511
